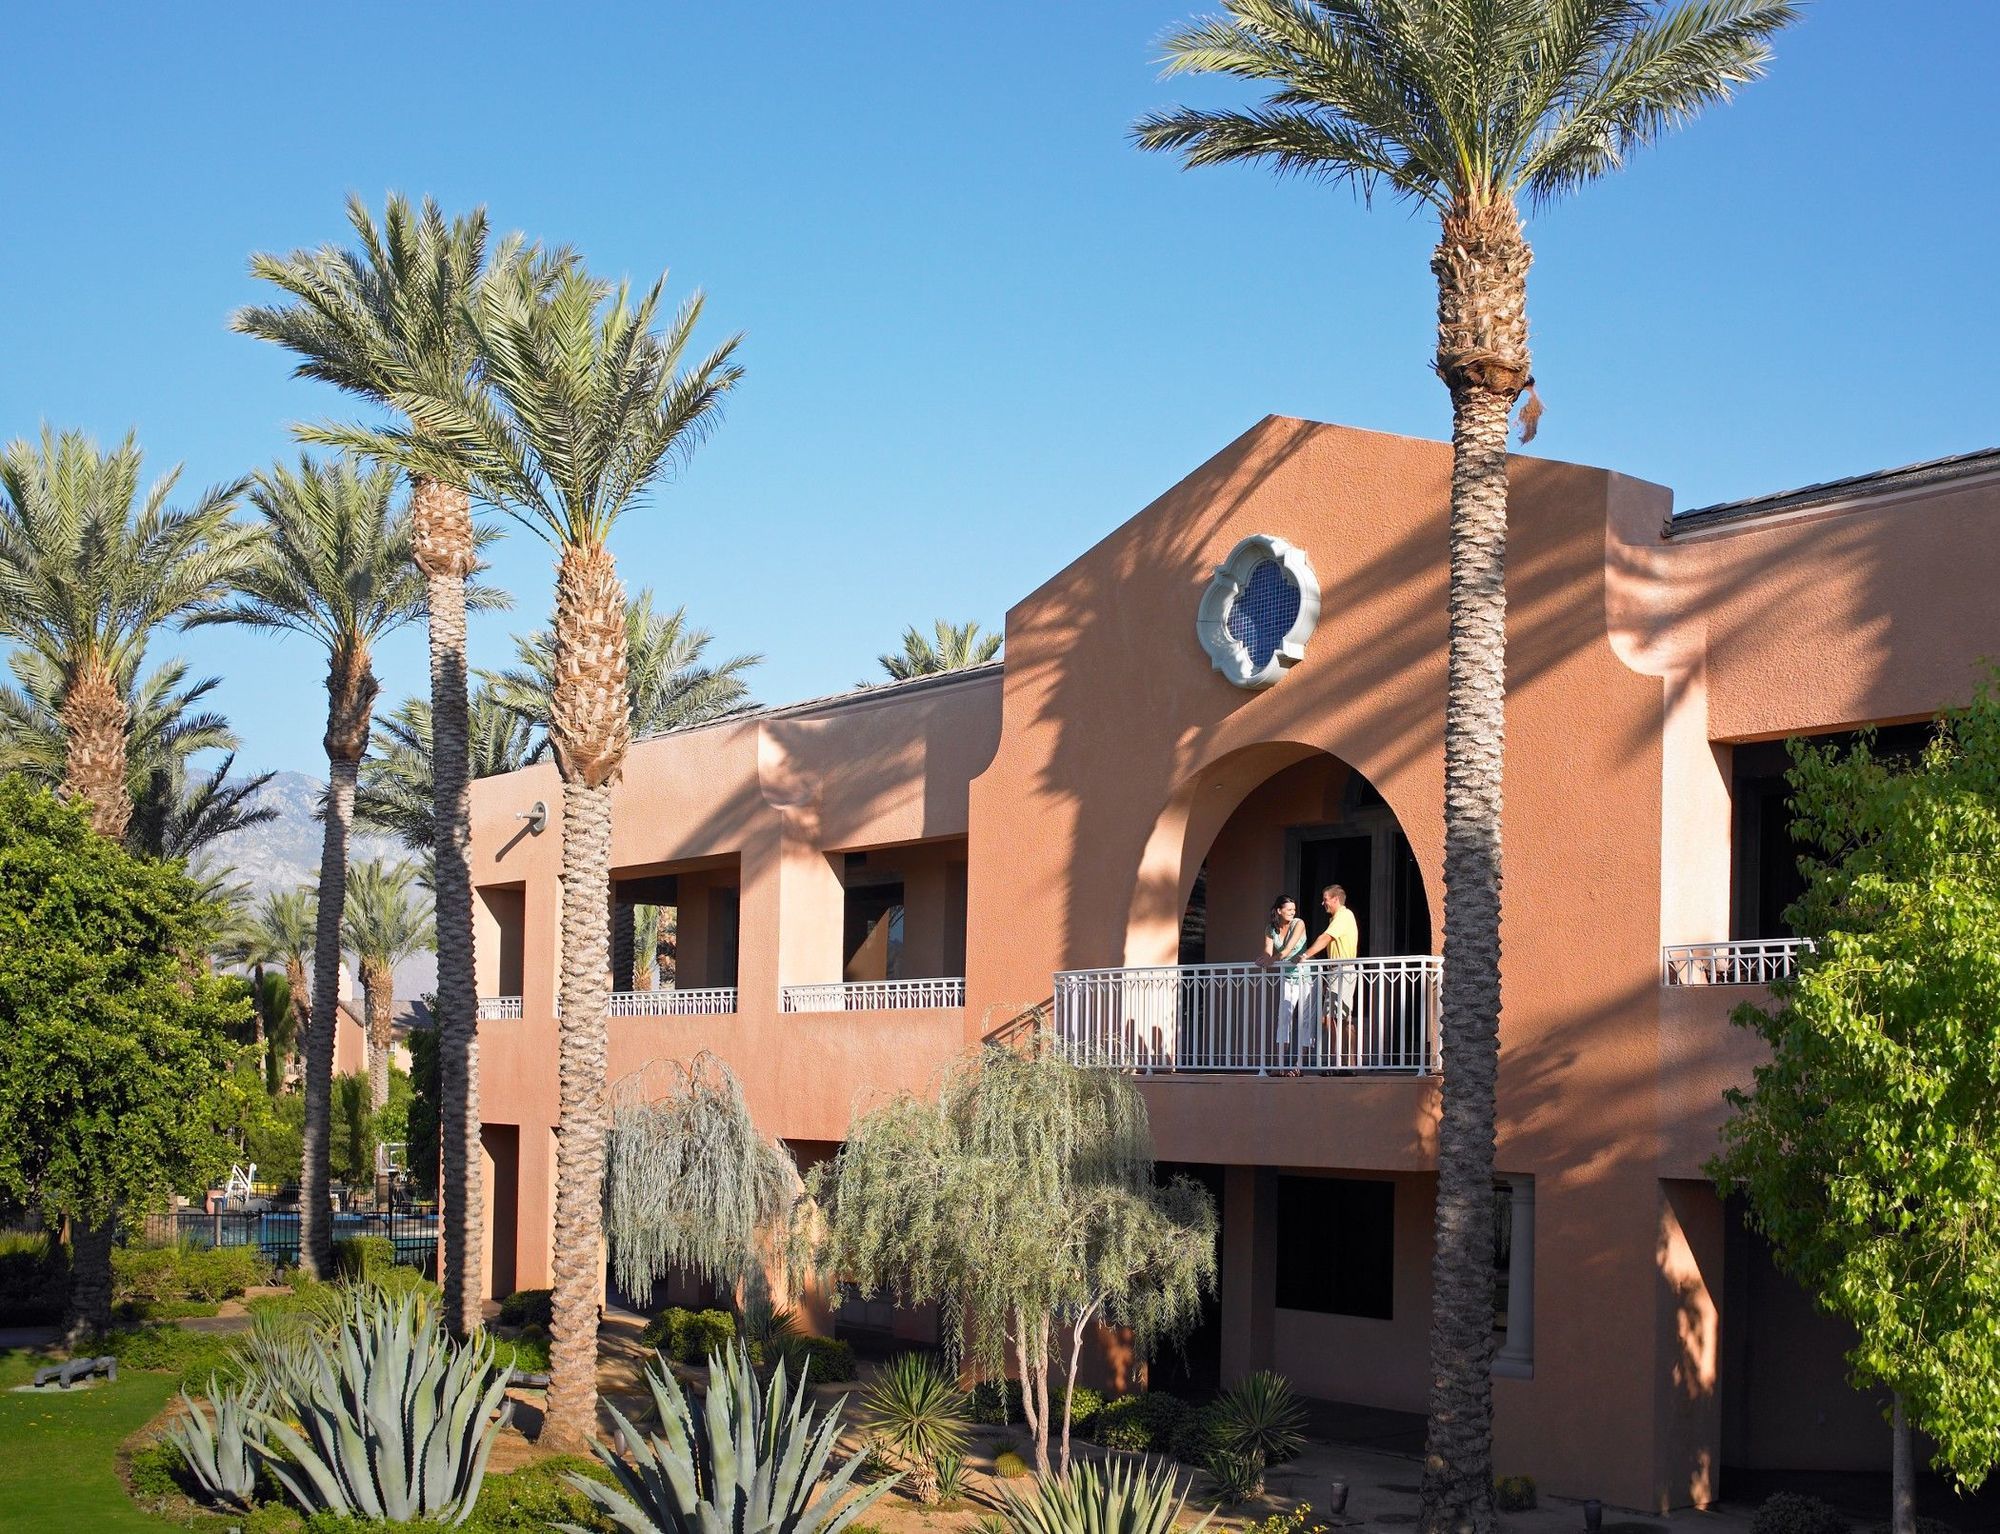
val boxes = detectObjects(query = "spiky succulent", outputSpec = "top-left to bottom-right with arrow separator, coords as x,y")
164,1374 -> 265,1511
1002,1457 -> 1213,1534
562,1341 -> 896,1534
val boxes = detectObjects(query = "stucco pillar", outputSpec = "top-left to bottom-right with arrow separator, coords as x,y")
1496,1177 -> 1535,1377
1219,1165 -> 1276,1385
901,849 -> 950,980
739,814 -> 844,1009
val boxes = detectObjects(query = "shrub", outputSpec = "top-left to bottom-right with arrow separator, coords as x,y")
492,1325 -> 550,1374
1171,1402 -> 1230,1466
1752,1494 -> 1851,1534
0,1231 -> 68,1324
1064,1384 -> 1105,1432
969,1377 -> 1025,1423
1494,1475 -> 1537,1512
497,1287 -> 553,1328
637,1304 -> 738,1364
99,1323 -> 238,1388
773,1333 -> 858,1383
331,1232 -> 396,1281
114,1240 -> 265,1306
1214,1370 -> 1307,1464
1096,1392 -> 1195,1453
461,1454 -> 617,1532
993,1449 -> 1032,1478
126,1438 -> 190,1501
1242,1504 -> 1332,1534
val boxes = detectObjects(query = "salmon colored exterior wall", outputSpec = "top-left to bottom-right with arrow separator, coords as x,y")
465,419 -> 2000,1513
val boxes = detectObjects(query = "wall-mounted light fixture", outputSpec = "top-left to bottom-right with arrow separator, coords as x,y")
518,801 -> 548,835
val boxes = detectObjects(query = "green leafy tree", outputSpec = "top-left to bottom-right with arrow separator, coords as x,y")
1713,692 -> 2000,1534
875,619 -> 1001,682
1133,8 -> 1796,1528
809,1046 -> 1217,1478
0,777 -> 249,1342
322,255 -> 743,1449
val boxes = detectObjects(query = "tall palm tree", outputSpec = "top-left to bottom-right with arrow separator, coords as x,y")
342,859 -> 436,1109
189,454 -> 438,1277
1134,6 -> 1794,1529
357,684 -> 537,853
0,428 -> 247,842
235,194 -> 540,1336
876,619 -> 1001,681
242,887 -> 317,1089
492,588 -> 761,751
330,257 -> 742,1449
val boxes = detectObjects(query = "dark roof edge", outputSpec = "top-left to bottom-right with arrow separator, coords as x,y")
1667,447 -> 2000,536
634,660 -> 1003,745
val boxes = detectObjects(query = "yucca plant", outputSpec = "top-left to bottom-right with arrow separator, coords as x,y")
1214,1369 -> 1307,1465
231,1308 -> 324,1407
562,1342 -> 896,1534
1202,1448 -> 1267,1507
165,1374 -> 266,1512
1001,1457 -> 1213,1534
251,1290 -> 513,1525
859,1351 -> 970,1504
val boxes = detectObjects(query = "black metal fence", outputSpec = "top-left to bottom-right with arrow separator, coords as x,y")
135,1210 -> 440,1275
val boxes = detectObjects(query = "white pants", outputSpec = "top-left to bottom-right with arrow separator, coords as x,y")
1276,974 -> 1308,1050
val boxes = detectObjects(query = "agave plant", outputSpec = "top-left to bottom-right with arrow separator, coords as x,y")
858,1351 -> 969,1504
1001,1458 -> 1212,1534
563,1342 -> 897,1534
164,1374 -> 265,1511
231,1308 -> 324,1408
1214,1369 -> 1307,1465
251,1290 -> 512,1525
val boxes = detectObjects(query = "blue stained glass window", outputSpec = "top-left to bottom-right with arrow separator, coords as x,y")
1224,558 -> 1302,668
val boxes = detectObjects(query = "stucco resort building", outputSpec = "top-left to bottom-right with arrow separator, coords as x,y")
465,419 -> 2000,1512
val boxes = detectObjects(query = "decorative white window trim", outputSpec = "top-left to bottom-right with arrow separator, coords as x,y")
1196,534 -> 1321,689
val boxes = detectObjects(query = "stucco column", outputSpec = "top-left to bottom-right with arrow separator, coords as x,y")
1496,1177 -> 1535,1376
1219,1166 -> 1276,1385
739,813 -> 844,1010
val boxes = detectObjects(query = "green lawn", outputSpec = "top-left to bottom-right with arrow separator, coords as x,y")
0,1349 -> 182,1532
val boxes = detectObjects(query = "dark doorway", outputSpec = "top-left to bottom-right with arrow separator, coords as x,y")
1298,835 -> 1373,949
1150,1161 -> 1224,1395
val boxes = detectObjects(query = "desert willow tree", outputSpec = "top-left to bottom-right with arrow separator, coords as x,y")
331,257 -> 743,1449
236,195 -> 538,1336
0,429 -> 248,843
1134,4 -> 1794,1526
342,860 -> 436,1108
190,456 -> 463,1275
810,1046 -> 1217,1479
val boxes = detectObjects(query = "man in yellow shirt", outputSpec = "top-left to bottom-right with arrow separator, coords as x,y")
1300,884 -> 1361,1066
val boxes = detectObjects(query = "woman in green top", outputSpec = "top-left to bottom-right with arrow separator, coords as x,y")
1264,896 -> 1310,1073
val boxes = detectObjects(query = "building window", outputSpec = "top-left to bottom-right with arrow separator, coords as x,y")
1275,1175 -> 1394,1319
1196,533 -> 1321,689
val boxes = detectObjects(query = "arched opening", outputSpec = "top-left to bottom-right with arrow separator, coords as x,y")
1059,746 -> 1437,1076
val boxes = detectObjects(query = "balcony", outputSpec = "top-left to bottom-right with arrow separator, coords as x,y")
1052,957 -> 1441,1075
609,987 -> 738,1016
1661,938 -> 1811,987
780,977 -> 966,1013
477,996 -> 523,1020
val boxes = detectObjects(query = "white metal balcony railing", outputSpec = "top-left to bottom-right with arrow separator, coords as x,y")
1661,938 -> 1812,987
1052,957 -> 1441,1075
780,977 -> 967,1013
609,987 -> 739,1016
476,996 -> 523,1020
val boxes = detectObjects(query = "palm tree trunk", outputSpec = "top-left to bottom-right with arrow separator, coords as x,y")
61,659 -> 132,843
541,540 -> 631,1453
303,652 -> 376,1278
63,1218 -> 116,1346
285,956 -> 310,1090
365,958 -> 393,1110
1419,200 -> 1532,1534
543,777 -> 614,1451
414,474 -> 486,1340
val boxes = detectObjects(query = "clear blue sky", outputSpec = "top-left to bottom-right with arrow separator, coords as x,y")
3,3 -> 1994,777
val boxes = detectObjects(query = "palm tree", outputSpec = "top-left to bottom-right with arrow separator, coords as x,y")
357,684 -> 537,853
0,428 -> 247,842
0,647 -> 272,864
876,619 -> 1001,681
1133,6 -> 1794,1530
342,860 -> 436,1109
328,257 -> 742,1449
242,887 -> 317,1089
492,588 -> 761,752
235,195 -> 542,1336
189,454 -> 435,1278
